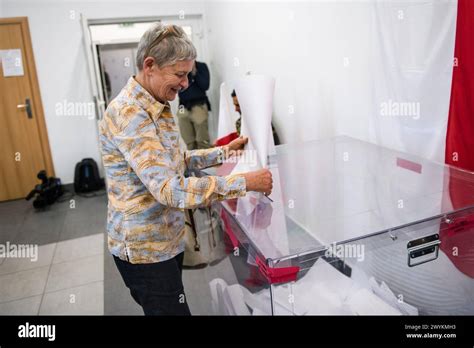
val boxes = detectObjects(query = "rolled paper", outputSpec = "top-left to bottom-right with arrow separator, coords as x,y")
233,74 -> 275,172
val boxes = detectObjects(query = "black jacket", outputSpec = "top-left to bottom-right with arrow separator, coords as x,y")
178,61 -> 211,111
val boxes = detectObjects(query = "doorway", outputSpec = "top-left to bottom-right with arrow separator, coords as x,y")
0,17 -> 54,201
97,43 -> 138,105
82,15 -> 206,119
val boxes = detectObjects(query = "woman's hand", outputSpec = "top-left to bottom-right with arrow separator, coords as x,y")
242,168 -> 273,196
223,136 -> 248,159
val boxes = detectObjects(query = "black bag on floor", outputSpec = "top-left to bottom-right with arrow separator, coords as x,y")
74,158 -> 104,193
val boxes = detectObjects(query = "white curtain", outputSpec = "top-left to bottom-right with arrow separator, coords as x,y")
337,0 -> 458,163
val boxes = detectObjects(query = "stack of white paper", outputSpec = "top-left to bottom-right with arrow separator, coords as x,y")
209,258 -> 416,315
369,277 -> 418,315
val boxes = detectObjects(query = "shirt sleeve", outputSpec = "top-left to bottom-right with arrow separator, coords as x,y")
108,105 -> 246,209
184,147 -> 225,171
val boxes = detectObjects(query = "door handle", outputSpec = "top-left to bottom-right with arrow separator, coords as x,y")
17,98 -> 33,119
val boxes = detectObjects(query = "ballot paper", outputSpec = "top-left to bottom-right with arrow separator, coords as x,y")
369,277 -> 418,315
345,287 -> 401,315
209,258 -> 413,315
209,278 -> 255,315
232,74 -> 275,173
235,165 -> 290,258
209,278 -> 227,315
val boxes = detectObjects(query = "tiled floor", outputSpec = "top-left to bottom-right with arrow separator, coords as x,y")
0,193 -> 233,315
0,234 -> 104,315
0,193 -> 106,246
0,194 -> 109,315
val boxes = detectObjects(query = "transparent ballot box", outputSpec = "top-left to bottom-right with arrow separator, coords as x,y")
190,136 -> 474,315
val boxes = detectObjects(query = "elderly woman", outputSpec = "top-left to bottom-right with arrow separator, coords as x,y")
99,23 -> 272,315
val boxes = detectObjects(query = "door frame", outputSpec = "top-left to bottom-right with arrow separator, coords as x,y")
0,17 -> 55,176
81,14 -> 207,121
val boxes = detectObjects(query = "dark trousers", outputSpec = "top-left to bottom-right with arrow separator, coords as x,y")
113,252 -> 191,316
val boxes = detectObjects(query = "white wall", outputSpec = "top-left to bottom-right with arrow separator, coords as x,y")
2,0 -> 456,184
204,1 -> 456,163
205,1 -> 359,144
3,0 -> 206,183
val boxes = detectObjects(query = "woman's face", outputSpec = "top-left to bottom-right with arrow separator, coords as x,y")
144,59 -> 194,102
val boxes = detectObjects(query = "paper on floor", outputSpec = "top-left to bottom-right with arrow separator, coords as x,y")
209,257 -> 417,315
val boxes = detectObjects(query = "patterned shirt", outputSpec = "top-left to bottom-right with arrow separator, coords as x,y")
99,77 -> 246,264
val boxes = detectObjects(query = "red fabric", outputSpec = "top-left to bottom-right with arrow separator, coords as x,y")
445,0 -> 474,170
214,132 -> 239,147
442,0 -> 474,278
220,209 -> 239,250
440,168 -> 474,278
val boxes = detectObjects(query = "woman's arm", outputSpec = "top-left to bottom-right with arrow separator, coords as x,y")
185,136 -> 247,171
108,105 -> 246,209
184,147 -> 225,171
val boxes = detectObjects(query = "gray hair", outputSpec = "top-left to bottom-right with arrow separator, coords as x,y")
136,22 -> 197,70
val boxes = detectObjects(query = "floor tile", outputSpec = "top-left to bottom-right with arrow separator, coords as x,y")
0,295 -> 42,315
53,234 -> 103,264
0,198 -> 30,216
59,201 -> 106,241
0,267 -> 49,303
39,281 -> 104,315
0,242 -> 56,275
45,255 -> 103,293
14,210 -> 66,246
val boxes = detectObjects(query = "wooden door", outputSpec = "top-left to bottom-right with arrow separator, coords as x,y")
0,17 -> 54,201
